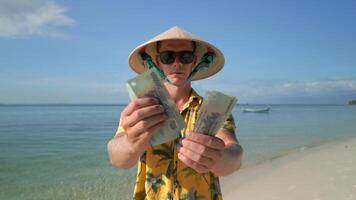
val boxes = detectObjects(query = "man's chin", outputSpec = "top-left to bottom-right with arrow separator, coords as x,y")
166,77 -> 188,86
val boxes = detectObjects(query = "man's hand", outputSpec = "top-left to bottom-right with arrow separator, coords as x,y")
177,132 -> 225,174
120,97 -> 167,155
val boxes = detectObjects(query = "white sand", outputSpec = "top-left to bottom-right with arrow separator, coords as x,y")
221,137 -> 356,200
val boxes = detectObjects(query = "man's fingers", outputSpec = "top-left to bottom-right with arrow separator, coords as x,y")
178,152 -> 209,174
139,120 -> 166,140
122,98 -> 159,116
129,113 -> 166,137
125,118 -> 166,153
181,139 -> 222,160
178,145 -> 213,168
125,104 -> 165,128
186,132 -> 225,150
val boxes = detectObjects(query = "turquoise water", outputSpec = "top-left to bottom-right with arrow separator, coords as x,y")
237,105 -> 356,165
1,104 -> 356,199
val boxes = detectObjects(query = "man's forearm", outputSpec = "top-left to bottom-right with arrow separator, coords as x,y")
211,143 -> 243,176
107,133 -> 142,169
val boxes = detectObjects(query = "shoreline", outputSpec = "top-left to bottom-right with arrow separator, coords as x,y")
221,135 -> 356,200
240,135 -> 355,169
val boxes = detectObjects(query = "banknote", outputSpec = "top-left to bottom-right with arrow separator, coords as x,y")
194,91 -> 237,136
126,68 -> 186,146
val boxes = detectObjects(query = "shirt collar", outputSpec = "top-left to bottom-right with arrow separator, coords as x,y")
180,88 -> 202,112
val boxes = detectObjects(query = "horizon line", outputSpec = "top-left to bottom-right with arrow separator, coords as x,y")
0,103 -> 352,106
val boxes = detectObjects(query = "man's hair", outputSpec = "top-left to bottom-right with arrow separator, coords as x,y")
156,41 -> 196,53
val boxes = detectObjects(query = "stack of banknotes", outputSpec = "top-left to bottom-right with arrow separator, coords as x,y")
126,68 -> 186,146
194,91 -> 237,136
126,68 -> 237,145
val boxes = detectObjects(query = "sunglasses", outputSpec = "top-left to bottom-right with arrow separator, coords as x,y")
158,51 -> 195,64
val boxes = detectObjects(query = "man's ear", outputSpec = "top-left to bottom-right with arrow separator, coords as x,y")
155,55 -> 160,65
193,55 -> 198,65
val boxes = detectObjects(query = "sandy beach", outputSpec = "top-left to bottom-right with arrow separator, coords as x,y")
221,136 -> 356,200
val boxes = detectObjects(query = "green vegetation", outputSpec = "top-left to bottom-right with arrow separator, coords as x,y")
349,100 -> 356,105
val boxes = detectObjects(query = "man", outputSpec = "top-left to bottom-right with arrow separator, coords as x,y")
107,26 -> 243,200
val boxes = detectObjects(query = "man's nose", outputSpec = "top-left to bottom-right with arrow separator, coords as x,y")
172,56 -> 182,67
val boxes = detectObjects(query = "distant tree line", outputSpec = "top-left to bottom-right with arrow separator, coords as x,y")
349,100 -> 356,105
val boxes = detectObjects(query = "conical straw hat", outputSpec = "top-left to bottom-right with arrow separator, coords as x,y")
128,26 -> 225,80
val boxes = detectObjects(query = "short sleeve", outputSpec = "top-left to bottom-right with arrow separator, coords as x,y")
221,114 -> 236,134
115,117 -> 125,136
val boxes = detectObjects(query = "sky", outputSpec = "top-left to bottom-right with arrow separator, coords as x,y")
0,0 -> 356,104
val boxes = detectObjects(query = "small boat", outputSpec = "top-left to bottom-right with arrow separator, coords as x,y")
242,106 -> 271,113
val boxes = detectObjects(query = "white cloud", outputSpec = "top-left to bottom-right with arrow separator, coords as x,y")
0,76 -> 129,104
194,79 -> 356,103
278,79 -> 356,95
2,74 -> 356,104
0,0 -> 75,38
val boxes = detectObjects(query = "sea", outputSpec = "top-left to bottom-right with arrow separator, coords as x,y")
1,104 -> 356,200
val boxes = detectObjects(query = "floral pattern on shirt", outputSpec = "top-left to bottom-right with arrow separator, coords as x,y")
116,89 -> 236,200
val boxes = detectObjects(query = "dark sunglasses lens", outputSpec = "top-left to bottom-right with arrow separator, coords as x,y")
159,52 -> 175,64
159,51 -> 194,64
179,52 -> 194,64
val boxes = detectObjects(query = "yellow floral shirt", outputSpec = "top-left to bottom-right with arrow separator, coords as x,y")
116,89 -> 236,200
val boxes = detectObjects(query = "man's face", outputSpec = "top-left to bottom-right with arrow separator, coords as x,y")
156,40 -> 196,86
